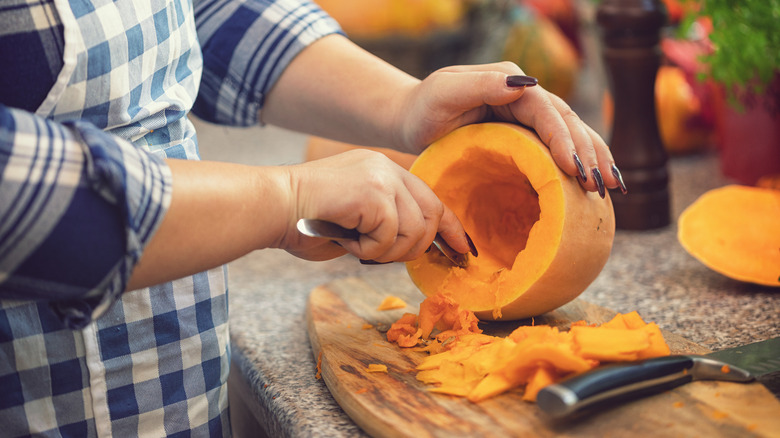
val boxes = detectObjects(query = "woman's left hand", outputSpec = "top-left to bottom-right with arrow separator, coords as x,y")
394,62 -> 626,197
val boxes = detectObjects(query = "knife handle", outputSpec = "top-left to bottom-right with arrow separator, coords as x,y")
536,355 -> 695,418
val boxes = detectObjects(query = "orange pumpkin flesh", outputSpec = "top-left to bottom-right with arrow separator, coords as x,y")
389,294 -> 670,402
678,185 -> 780,287
406,123 -> 616,320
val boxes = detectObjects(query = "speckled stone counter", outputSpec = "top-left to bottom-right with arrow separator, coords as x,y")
225,152 -> 780,437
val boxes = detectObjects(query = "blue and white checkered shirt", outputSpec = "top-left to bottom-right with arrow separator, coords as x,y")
0,0 -> 341,436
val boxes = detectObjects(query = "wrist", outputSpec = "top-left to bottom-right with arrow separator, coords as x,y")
248,164 -> 297,250
387,80 -> 422,154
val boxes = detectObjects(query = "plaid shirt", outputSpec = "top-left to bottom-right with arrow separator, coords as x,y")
0,0 -> 340,436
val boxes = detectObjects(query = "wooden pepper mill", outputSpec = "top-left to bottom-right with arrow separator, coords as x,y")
597,0 -> 670,229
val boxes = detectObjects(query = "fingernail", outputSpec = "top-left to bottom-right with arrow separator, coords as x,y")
506,75 -> 538,88
425,245 -> 433,253
611,163 -> 628,194
465,232 -> 478,257
573,152 -> 587,182
330,240 -> 343,247
592,168 -> 606,199
360,259 -> 393,265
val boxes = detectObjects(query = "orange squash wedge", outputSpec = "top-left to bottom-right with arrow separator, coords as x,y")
405,123 -> 615,320
678,185 -> 780,287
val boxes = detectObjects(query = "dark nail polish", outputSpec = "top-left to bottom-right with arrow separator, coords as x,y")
330,240 -> 343,247
360,259 -> 392,265
611,163 -> 628,194
573,152 -> 587,182
592,168 -> 606,199
506,75 -> 538,88
465,232 -> 478,258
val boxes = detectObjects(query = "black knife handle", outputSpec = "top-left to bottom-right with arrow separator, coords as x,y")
537,355 -> 695,418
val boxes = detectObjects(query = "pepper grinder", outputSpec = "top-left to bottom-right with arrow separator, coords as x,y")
597,0 -> 670,229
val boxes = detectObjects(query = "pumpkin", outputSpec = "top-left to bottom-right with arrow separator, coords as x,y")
502,8 -> 579,101
405,123 -> 615,320
521,0 -> 582,57
602,65 -> 715,155
678,185 -> 780,287
315,0 -> 467,39
654,65 -> 715,154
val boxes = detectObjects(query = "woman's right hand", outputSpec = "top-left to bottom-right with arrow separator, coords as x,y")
279,149 -> 469,263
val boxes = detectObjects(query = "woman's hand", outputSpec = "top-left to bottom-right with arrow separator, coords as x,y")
278,149 -> 469,262
394,63 -> 627,197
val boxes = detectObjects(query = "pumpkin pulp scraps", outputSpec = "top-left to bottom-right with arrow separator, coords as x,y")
377,295 -> 408,311
386,293 -> 481,350
387,293 -> 671,402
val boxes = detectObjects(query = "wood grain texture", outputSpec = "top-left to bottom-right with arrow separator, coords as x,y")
306,275 -> 780,437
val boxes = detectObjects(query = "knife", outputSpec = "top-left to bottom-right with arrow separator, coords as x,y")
537,337 -> 780,418
296,218 -> 469,267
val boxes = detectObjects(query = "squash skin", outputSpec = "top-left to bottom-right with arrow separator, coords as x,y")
678,185 -> 780,287
405,123 -> 615,320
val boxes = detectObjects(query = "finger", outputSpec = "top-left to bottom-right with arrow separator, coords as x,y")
433,204 -> 470,256
505,86 -> 582,179
401,171 -> 471,258
395,175 -> 446,261
371,188 -> 429,263
350,199 -> 399,261
546,93 -> 603,195
436,61 -> 524,75
583,123 -> 628,194
547,93 -> 622,197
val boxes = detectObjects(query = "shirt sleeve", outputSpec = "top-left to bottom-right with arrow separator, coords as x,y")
192,0 -> 343,126
0,104 -> 173,329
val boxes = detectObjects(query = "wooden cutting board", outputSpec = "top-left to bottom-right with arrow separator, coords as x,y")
306,274 -> 780,437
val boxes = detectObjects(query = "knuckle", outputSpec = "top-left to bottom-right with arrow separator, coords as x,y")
496,60 -> 520,72
561,107 -> 580,123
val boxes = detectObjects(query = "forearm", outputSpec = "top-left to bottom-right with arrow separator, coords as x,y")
261,34 -> 420,152
127,159 -> 293,290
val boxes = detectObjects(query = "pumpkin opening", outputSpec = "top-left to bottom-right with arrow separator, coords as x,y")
435,147 -> 541,271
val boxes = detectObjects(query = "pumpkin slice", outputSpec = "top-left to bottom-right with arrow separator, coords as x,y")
405,123 -> 615,320
678,185 -> 780,287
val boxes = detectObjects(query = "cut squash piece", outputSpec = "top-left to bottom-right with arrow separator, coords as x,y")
678,185 -> 780,287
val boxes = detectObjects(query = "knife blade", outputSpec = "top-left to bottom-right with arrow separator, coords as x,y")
537,337 -> 780,419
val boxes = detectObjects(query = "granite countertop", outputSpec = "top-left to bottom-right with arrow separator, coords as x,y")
225,151 -> 780,437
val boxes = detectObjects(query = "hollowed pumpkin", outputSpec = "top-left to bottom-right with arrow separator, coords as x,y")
678,185 -> 780,287
405,123 -> 615,320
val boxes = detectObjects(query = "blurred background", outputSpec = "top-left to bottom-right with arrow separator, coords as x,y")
196,0 -> 780,187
